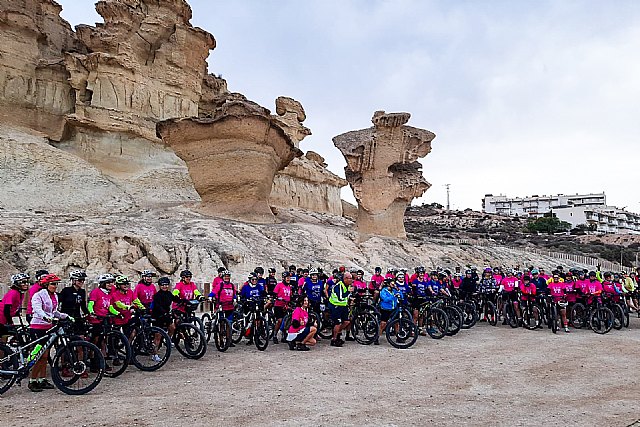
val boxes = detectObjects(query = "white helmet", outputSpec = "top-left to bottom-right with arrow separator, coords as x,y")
98,273 -> 115,284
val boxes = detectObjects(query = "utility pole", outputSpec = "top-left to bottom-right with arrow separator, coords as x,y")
444,184 -> 451,211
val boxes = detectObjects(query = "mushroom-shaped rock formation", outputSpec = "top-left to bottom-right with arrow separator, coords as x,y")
333,111 -> 436,239
157,94 -> 303,223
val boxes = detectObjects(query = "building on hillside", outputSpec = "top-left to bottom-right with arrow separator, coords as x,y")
482,192 -> 640,234
482,193 -> 607,218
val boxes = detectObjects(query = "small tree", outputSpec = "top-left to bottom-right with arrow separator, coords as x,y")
527,216 -> 572,234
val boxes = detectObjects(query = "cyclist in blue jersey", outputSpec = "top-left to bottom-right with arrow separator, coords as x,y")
411,267 -> 430,326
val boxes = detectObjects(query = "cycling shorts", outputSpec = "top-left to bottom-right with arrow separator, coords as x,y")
292,325 -> 312,342
379,308 -> 393,322
330,305 -> 349,324
411,297 -> 427,310
274,306 -> 287,319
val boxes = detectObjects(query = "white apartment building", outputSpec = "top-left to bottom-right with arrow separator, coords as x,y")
482,193 -> 607,217
483,192 -> 640,234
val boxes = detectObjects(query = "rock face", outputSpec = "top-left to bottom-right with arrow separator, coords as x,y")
270,152 -> 347,216
0,0 -> 82,141
333,111 -> 436,239
157,94 -> 303,223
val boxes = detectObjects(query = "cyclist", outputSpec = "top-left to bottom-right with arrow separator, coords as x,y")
370,267 -> 385,289
287,296 -> 317,351
519,275 -> 538,326
377,279 -> 400,345
410,267 -> 429,329
478,268 -> 498,322
288,265 -> 299,287
602,272 -> 622,303
272,272 -> 292,344
297,268 -> 310,289
265,268 -> 278,296
301,269 -> 325,316
395,272 -> 411,306
498,269 -> 519,325
209,270 -> 237,324
531,269 -> 548,296
585,271 -> 603,305
548,276 -> 570,333
151,277 -> 180,337
621,271 -> 638,311
26,269 -> 48,323
240,273 -> 266,346
87,273 -> 120,358
212,267 -> 226,292
172,270 -> 204,313
58,270 -> 89,335
459,270 -> 477,301
385,268 -> 396,280
353,270 -> 367,290
111,275 -> 144,337
328,272 -> 353,347
0,273 -> 30,335
133,270 -> 157,309
29,274 -> 72,392
254,267 -> 267,288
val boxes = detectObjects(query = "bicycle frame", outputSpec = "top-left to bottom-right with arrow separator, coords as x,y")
0,324 -> 69,376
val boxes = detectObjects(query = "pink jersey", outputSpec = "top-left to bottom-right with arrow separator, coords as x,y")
452,277 -> 462,289
548,282 -> 566,302
172,281 -> 199,311
353,279 -> 367,290
297,276 -> 307,288
88,288 -> 113,324
212,276 -> 223,290
111,289 -> 135,326
273,282 -> 292,308
493,274 -> 503,283
576,279 -> 589,295
519,283 -> 536,296
26,283 -> 41,315
586,280 -> 603,295
563,280 -> 577,303
133,282 -> 156,307
288,307 -> 308,334
212,281 -> 236,311
602,281 -> 617,294
501,277 -> 519,292
0,289 -> 23,324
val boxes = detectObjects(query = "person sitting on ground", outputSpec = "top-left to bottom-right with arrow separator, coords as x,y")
287,296 -> 317,351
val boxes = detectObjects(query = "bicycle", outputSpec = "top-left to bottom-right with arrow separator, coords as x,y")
349,292 -> 380,345
201,303 -> 232,352
173,299 -> 207,359
520,296 -> 541,331
0,319 -> 105,395
416,298 -> 449,339
233,298 -> 269,351
432,296 -> 463,336
384,301 -> 418,349
89,315 -> 132,378
128,308 -> 172,371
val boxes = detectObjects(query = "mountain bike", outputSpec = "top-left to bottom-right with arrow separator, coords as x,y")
349,292 -> 380,345
201,304 -> 232,352
416,298 -> 449,339
432,296 -> 463,336
128,308 -> 172,371
385,302 -> 418,349
90,315 -> 132,378
173,299 -> 207,359
0,319 -> 105,395
233,298 -> 269,351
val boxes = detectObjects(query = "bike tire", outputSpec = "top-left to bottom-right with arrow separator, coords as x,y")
104,330 -> 131,378
611,304 -> 624,330
385,318 -> 418,349
174,323 -> 207,359
505,304 -> 518,328
253,316 -> 269,351
231,311 -> 245,344
351,312 -> 379,345
459,302 -> 478,329
425,308 -> 448,339
551,305 -> 558,334
570,303 -> 586,329
486,301 -> 497,326
590,307 -> 614,335
51,341 -> 105,395
443,306 -> 462,336
316,310 -> 334,340
0,342 -> 18,395
131,326 -> 171,371
523,306 -> 540,331
201,313 -> 213,343
213,317 -> 232,352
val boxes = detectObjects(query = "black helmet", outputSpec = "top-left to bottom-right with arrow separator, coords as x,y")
416,267 -> 426,274
254,267 -> 264,275
289,265 -> 296,271
69,270 -> 87,280
248,272 -> 258,281
268,268 -> 276,274
180,270 -> 192,278
281,271 -> 290,279
217,267 -> 226,273
375,266 -> 382,273
158,277 -> 171,286
35,269 -> 49,281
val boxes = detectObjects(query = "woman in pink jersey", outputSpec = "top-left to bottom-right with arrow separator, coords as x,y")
133,270 -> 157,309
548,279 -> 570,333
0,273 -> 30,333
29,274 -> 71,392
172,270 -> 203,312
112,275 -> 143,335
272,272 -> 292,344
287,296 -> 316,351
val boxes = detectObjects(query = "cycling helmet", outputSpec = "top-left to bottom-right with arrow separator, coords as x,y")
221,270 -> 231,277
588,271 -> 597,277
180,270 -> 192,278
40,274 -> 61,286
34,269 -> 49,281
375,267 -> 382,273
281,271 -> 290,278
11,272 -> 30,285
523,275 -> 531,281
268,268 -> 276,274
254,267 -> 265,275
444,269 -> 451,275
289,265 -> 297,271
484,267 -> 492,272
465,270 -> 472,275
356,269 -> 364,275
531,269 -> 539,274
603,271 -> 612,278
98,273 -> 115,284
248,273 -> 258,281
309,268 -> 319,276
69,270 -> 87,280
416,267 -> 426,274
217,267 -> 226,274
141,270 -> 156,277
115,275 -> 130,285
387,267 -> 394,273
157,277 -> 171,286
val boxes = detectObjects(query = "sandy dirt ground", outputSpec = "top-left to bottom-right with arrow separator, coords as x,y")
2,319 -> 640,427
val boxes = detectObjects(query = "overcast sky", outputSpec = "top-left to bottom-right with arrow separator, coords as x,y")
58,0 -> 640,212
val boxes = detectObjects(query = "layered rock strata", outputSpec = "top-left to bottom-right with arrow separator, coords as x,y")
333,111 -> 436,239
157,94 -> 303,223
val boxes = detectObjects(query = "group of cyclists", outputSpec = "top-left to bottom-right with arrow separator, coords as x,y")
1,262 -> 637,394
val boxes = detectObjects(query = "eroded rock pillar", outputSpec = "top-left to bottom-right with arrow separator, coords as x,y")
157,95 -> 302,223
333,111 -> 436,239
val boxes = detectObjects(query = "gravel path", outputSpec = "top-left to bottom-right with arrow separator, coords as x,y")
2,319 -> 640,427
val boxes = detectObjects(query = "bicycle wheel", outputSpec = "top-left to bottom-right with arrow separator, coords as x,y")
550,305 -> 558,334
523,305 -> 540,331
317,311 -> 334,339
443,306 -> 462,336
505,303 -> 518,328
51,341 -> 104,395
131,326 -> 171,371
0,342 -> 18,395
103,331 -> 131,378
351,312 -> 379,345
201,313 -> 213,343
253,316 -> 269,351
213,317 -> 232,352
590,307 -> 614,334
385,318 -> 418,349
174,323 -> 207,359
231,311 -> 245,344
263,310 -> 275,340
458,302 -> 478,329
611,304 -> 624,330
425,308 -> 448,339
570,303 -> 586,329
486,301 -> 497,326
